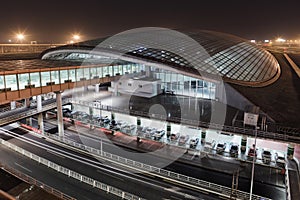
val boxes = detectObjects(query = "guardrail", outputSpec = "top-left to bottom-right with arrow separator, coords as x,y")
0,163 -> 75,200
285,163 -> 291,200
0,138 -> 145,200
70,99 -> 300,143
46,133 -> 271,200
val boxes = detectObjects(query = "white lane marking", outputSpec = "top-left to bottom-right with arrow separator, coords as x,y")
96,169 -> 124,181
15,162 -> 32,173
46,149 -> 66,159
170,196 -> 182,200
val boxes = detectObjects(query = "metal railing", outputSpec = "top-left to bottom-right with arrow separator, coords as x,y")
0,138 -> 145,200
46,133 -> 271,200
0,163 -> 75,200
71,99 -> 300,143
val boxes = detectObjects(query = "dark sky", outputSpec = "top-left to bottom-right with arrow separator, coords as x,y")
1,0 -> 300,43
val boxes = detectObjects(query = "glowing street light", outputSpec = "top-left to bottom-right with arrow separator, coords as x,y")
72,34 -> 81,41
16,33 -> 25,42
276,38 -> 286,43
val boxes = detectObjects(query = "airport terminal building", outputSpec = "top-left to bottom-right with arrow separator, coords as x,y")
0,28 -> 298,129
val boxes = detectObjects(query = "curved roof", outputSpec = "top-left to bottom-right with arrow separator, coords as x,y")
42,28 -> 280,87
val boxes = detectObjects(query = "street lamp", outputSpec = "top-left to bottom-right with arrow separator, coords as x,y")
16,33 -> 25,43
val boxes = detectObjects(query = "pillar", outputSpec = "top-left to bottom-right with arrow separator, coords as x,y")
145,66 -> 151,77
166,122 -> 171,139
241,136 -> 247,153
38,113 -> 44,134
10,101 -> 16,110
136,117 -> 141,143
56,91 -> 64,137
287,144 -> 295,159
36,95 -> 44,134
37,95 -> 42,112
24,98 -> 30,108
95,84 -> 99,93
201,129 -> 206,144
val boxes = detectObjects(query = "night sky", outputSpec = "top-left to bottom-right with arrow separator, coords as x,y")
1,0 -> 300,43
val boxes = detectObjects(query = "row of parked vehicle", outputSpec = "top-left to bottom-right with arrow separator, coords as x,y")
68,110 -> 286,166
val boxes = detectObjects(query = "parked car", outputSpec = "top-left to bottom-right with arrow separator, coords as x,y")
152,129 -> 165,140
170,132 -> 180,141
178,135 -> 190,146
189,138 -> 199,148
247,147 -> 257,160
262,149 -> 272,164
275,151 -> 286,168
145,127 -> 156,138
203,140 -> 216,151
230,144 -> 239,157
216,142 -> 226,154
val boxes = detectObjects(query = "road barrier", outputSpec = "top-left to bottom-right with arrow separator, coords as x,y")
46,133 -> 271,200
0,163 -> 75,200
0,138 -> 145,200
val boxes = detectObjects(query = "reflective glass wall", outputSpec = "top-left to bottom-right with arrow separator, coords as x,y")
0,63 -> 143,91
154,68 -> 216,99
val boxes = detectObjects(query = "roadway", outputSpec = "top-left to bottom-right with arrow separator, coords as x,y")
12,119 -> 286,200
0,125 -> 218,200
63,124 -> 286,200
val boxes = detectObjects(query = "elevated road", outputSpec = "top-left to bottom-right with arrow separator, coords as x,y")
0,127 -> 217,200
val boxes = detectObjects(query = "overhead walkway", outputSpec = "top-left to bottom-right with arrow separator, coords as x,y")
0,98 -> 70,127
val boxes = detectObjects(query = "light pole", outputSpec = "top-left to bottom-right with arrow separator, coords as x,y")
249,126 -> 258,200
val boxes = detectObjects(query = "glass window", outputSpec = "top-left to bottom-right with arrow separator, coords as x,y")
18,73 -> 30,89
30,72 -> 41,87
118,65 -> 123,75
108,66 -> 113,76
69,69 -> 76,82
103,66 -> 108,76
165,73 -> 171,82
76,68 -> 84,81
60,70 -> 68,83
0,76 -> 4,89
90,68 -> 98,78
84,68 -> 90,79
5,75 -> 18,91
51,71 -> 60,84
41,71 -> 51,86
113,65 -> 119,75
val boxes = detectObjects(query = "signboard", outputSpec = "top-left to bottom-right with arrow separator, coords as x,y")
244,112 -> 258,126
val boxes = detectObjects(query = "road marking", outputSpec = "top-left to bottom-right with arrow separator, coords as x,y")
170,196 -> 182,200
96,169 -> 124,181
15,162 -> 32,173
46,150 -> 66,159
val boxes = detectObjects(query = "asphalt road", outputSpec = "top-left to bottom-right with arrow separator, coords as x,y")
64,126 -> 286,200
0,127 -> 217,200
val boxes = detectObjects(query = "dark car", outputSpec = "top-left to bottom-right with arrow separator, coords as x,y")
216,143 -> 226,154
189,138 -> 199,148
230,144 -> 239,157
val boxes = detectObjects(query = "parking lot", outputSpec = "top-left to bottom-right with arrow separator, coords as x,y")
68,90 -> 288,169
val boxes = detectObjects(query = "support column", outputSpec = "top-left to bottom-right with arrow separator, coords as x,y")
136,117 -> 141,143
241,136 -> 247,153
37,95 -> 44,134
287,144 -> 295,159
56,91 -> 64,137
38,113 -> 44,134
201,129 -> 206,144
24,98 -> 30,108
95,84 -> 99,93
166,122 -> 171,139
37,95 -> 42,112
10,101 -> 16,110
